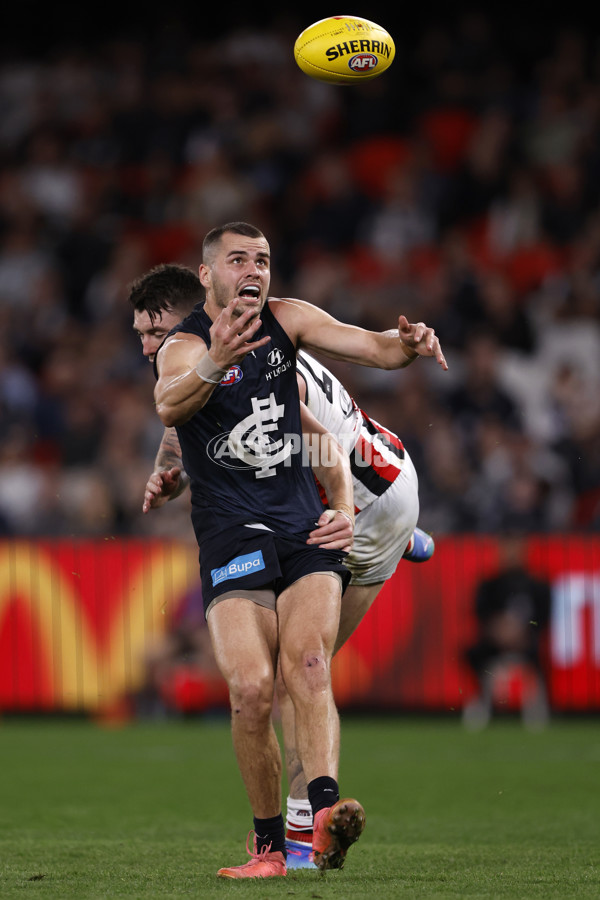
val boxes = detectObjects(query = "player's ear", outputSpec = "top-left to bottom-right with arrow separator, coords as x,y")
198,264 -> 211,290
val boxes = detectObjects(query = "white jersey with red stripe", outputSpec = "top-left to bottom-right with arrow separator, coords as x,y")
296,351 -> 405,513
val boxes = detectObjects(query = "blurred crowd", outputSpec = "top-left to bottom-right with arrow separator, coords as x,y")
1,10 -> 600,539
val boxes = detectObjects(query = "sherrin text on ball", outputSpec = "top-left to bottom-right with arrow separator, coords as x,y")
294,15 -> 395,85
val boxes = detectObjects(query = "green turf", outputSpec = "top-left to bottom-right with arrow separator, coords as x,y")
0,715 -> 598,898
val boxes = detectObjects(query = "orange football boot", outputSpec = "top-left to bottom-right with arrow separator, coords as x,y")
311,798 -> 366,870
217,832 -> 286,879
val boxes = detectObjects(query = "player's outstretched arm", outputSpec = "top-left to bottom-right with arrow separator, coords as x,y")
273,298 -> 448,371
142,427 -> 189,513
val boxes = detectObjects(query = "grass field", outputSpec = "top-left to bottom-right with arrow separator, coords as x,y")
0,714 -> 598,899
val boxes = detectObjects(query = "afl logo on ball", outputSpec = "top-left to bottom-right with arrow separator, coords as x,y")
349,53 -> 378,73
221,365 -> 243,385
267,348 -> 285,367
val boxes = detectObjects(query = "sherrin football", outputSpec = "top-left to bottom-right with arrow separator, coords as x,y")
294,15 -> 395,85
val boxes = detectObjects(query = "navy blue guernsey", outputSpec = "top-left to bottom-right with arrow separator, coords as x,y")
167,300 -> 326,543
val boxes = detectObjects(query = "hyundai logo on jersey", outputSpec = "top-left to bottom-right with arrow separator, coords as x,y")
267,348 -> 285,366
265,348 -> 292,381
211,550 -> 266,586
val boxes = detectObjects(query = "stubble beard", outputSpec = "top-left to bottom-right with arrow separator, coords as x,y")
214,282 -> 265,321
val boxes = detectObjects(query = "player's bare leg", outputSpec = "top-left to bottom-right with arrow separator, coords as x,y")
334,582 -> 383,652
208,597 -> 287,878
281,581 -> 382,791
280,581 -> 382,791
277,573 -> 341,782
278,573 -> 365,869
277,668 -> 305,798
280,581 -> 380,866
208,597 -> 281,816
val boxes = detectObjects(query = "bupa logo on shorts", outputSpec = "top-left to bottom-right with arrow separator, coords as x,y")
211,550 -> 265,587
220,365 -> 243,386
267,348 -> 285,367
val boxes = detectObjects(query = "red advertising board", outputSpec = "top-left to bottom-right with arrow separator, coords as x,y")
0,537 -> 599,713
332,535 -> 600,711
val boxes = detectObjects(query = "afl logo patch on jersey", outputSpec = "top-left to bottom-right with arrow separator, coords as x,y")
267,348 -> 285,366
221,365 -> 243,385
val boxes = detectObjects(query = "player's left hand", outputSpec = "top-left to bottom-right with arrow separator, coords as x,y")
398,314 -> 448,370
143,466 -> 182,513
307,509 -> 354,552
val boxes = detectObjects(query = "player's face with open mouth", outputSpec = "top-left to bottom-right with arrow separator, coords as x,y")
204,232 -> 271,318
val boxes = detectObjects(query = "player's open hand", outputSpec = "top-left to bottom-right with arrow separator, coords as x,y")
398,314 -> 448,370
208,300 -> 271,369
307,508 -> 354,552
142,467 -> 182,513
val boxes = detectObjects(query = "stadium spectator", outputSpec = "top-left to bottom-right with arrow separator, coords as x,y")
462,531 -> 552,730
134,578 -> 230,719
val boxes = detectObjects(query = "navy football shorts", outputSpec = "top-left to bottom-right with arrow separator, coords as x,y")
198,524 -> 350,617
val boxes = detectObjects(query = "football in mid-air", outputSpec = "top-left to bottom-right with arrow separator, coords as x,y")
294,15 -> 395,85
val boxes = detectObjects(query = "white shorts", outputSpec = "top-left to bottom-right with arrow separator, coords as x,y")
344,450 -> 419,586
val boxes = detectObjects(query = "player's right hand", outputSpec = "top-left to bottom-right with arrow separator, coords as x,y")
142,467 -> 182,513
397,314 -> 448,370
307,508 -> 354,552
208,300 -> 271,368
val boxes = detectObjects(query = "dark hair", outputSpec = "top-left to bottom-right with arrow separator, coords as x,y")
202,222 -> 266,264
128,263 -> 203,323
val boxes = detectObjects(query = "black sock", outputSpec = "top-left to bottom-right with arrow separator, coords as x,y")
253,813 -> 286,858
307,776 -> 339,817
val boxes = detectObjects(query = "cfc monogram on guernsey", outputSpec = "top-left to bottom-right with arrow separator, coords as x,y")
166,304 -> 326,542
226,393 -> 295,478
297,351 -> 404,513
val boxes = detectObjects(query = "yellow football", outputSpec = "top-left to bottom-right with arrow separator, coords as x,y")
294,15 -> 395,85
